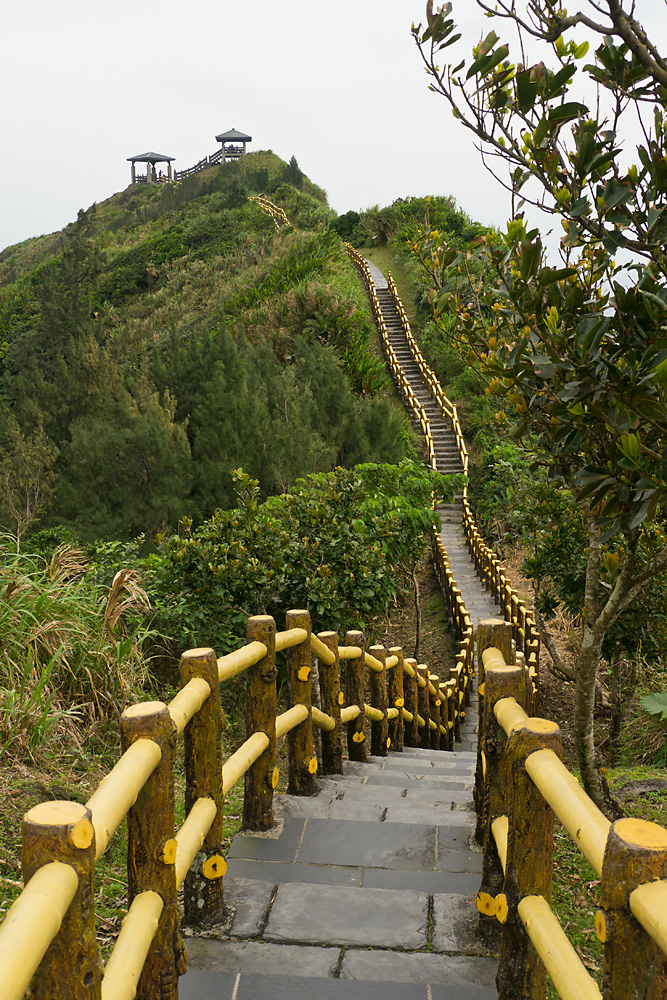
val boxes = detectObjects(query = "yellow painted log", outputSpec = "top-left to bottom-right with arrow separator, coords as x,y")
275,704 -> 309,739
101,890 -> 164,1000
168,676 -> 211,735
482,646 -> 509,672
428,719 -> 437,731
525,749 -> 611,875
492,815 -> 509,875
217,640 -> 267,683
340,705 -> 361,723
87,737 -> 162,859
338,645 -> 363,660
364,703 -> 384,722
365,652 -> 384,673
630,878 -> 667,955
518,895 -> 602,1000
417,714 -> 425,728
385,655 -> 399,670
402,708 -> 414,723
310,634 -> 336,666
494,697 -> 529,737
222,732 -> 270,795
402,660 -> 416,679
311,705 -> 336,732
416,674 -> 426,689
275,627 -> 308,652
387,708 -> 399,721
0,861 -> 78,1000
174,797 -> 217,888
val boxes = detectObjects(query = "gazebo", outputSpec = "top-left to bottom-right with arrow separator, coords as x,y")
127,151 -> 175,184
215,128 -> 252,161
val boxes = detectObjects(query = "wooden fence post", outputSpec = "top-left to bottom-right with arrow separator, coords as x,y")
475,620 -> 514,841
180,647 -> 225,927
495,718 -> 562,999
417,665 -> 430,748
120,702 -> 184,1000
387,646 -> 405,753
429,673 -> 441,750
598,818 -> 667,999
345,630 -> 367,761
22,801 -> 102,1000
403,658 -> 419,747
475,662 -> 526,944
318,631 -> 343,774
244,615 -> 277,830
369,645 -> 389,755
285,609 -> 318,795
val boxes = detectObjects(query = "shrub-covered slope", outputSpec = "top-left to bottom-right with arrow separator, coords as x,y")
0,153 -> 411,541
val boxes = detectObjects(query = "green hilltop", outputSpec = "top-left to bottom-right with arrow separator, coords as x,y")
0,152 -> 413,542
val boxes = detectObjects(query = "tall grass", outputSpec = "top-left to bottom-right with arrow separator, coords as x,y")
0,538 -> 152,758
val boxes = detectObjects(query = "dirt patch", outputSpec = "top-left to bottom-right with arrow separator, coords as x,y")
370,551 -> 458,675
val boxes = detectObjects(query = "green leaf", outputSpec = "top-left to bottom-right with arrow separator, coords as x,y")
640,693 -> 667,721
548,102 -> 587,123
538,267 -> 578,286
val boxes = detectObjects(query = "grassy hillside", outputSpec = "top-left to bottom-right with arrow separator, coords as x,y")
0,153 -> 413,542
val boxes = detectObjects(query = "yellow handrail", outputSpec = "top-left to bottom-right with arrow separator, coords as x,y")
518,895 -> 602,1000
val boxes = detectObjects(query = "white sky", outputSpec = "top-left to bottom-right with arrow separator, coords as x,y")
2,1 -> 665,253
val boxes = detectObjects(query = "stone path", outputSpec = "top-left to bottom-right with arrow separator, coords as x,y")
178,258 -> 503,998
181,734 -> 498,999
372,262 -> 501,631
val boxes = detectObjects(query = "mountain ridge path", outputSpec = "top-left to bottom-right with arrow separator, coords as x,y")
179,259 -> 501,999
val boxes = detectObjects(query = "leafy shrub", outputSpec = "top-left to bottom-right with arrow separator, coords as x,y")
146,462 -> 463,655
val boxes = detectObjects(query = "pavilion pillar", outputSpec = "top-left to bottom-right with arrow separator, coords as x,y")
131,162 -> 136,184
168,162 -> 172,181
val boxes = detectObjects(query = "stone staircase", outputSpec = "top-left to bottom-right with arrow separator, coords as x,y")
181,739 -> 497,1000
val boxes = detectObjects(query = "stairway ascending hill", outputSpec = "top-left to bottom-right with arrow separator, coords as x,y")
367,260 -> 502,631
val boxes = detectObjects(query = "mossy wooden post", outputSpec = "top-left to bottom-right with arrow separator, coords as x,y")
387,646 -> 405,752
598,818 -> 667,998
429,674 -> 441,750
345,629 -> 367,761
438,682 -> 450,751
22,801 -> 102,1000
120,702 -> 184,1000
180,647 -> 225,927
417,664 -> 430,749
318,630 -> 343,774
474,620 -> 514,841
496,718 -> 561,1000
369,644 -> 389,755
244,615 -> 277,830
476,663 -> 526,943
285,609 -> 318,795
403,657 -> 419,747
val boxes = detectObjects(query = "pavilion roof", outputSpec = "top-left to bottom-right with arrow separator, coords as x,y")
127,151 -> 175,164
215,128 -> 252,142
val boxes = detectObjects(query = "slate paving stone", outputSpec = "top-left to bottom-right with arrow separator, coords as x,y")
296,818 -> 436,869
264,882 -> 428,948
432,894 -> 489,954
274,795 -> 383,822
340,949 -> 498,988
223,878 -> 275,936
384,804 -> 475,826
237,975 -> 428,1000
361,867 -> 480,895
430,986 -> 498,999
227,818 -> 305,863
365,773 -> 473,790
184,939 -> 341,977
225,858 -> 363,887
179,969 -> 237,1000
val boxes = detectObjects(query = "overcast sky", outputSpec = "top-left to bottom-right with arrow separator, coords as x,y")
2,1 -> 665,252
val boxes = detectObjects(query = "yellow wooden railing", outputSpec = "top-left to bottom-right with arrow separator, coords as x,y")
475,627 -> 667,1000
0,609 -> 469,1000
249,194 -> 290,230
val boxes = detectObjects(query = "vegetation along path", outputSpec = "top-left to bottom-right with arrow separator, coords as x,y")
179,261 -> 503,998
